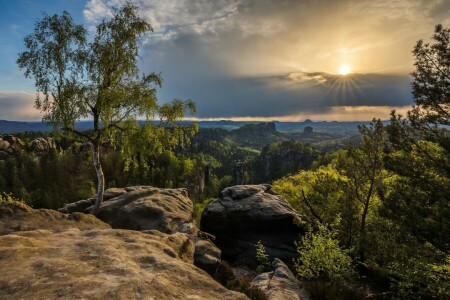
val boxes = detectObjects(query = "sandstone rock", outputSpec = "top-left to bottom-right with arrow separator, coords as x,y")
103,187 -> 127,200
92,186 -> 194,234
0,201 -> 110,235
191,236 -> 222,273
200,184 -> 306,266
3,135 -> 21,151
0,228 -> 248,300
0,139 -> 10,150
251,258 -> 310,300
31,137 -> 57,154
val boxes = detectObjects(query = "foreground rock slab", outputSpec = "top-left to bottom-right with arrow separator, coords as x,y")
252,258 -> 310,300
0,228 -> 247,300
200,184 -> 306,265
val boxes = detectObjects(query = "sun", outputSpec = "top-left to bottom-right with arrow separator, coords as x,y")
339,65 -> 351,75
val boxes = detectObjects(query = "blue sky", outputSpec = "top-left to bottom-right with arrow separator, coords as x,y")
1,0 -> 449,121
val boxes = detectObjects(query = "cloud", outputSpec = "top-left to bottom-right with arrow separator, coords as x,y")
0,92 -> 42,121
80,0 -> 445,120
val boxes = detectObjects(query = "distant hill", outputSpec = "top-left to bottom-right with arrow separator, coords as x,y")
1,119 -> 373,135
0,120 -> 94,134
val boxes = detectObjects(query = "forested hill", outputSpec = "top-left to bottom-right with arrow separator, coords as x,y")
0,119 -> 371,135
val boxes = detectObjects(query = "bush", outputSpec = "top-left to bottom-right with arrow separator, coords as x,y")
255,240 -> 271,273
193,198 -> 214,224
214,261 -> 267,300
0,192 -> 20,204
294,224 -> 354,281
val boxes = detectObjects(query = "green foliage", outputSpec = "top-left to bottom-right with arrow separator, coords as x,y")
17,3 -> 196,213
255,241 -> 271,273
389,255 -> 450,299
193,198 -> 214,225
294,224 -> 354,281
0,192 -> 19,204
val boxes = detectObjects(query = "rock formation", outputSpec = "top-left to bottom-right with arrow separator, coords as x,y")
0,135 -> 22,159
0,201 -> 248,299
59,186 -> 222,273
252,258 -> 310,300
30,137 -> 57,154
200,184 -> 306,266
0,201 -> 110,235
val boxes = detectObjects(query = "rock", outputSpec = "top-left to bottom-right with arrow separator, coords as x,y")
0,201 -> 110,235
0,228 -> 248,300
30,137 -> 57,154
0,136 -> 21,158
0,139 -> 10,150
91,186 -> 194,234
200,184 -> 306,266
103,187 -> 127,200
58,199 -> 94,214
252,258 -> 310,300
3,135 -> 21,152
191,235 -> 222,273
57,187 -> 126,214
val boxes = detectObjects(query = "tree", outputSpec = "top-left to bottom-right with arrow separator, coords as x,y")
17,3 -> 195,214
340,119 -> 388,261
385,24 -> 450,254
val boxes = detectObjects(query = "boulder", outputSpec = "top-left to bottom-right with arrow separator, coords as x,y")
58,187 -> 128,214
0,136 -> 21,158
191,235 -> 222,273
31,137 -> 57,154
251,258 -> 310,300
200,184 -> 306,266
0,139 -> 10,150
92,186 -> 194,234
0,201 -> 110,235
3,135 -> 21,152
0,229 -> 247,300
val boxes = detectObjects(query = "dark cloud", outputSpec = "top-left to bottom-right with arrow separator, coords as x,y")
81,1 -> 450,120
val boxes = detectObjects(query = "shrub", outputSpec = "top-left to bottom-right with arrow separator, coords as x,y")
0,192 -> 20,204
193,198 -> 214,224
255,240 -> 271,273
214,261 -> 268,300
294,224 -> 354,281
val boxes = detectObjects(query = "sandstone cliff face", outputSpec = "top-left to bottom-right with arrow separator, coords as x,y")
201,184 -> 306,266
0,201 -> 248,300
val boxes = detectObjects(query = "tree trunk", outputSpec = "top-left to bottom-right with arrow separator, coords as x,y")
91,141 -> 105,215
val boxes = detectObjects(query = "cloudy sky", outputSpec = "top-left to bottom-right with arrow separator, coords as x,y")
1,0 -> 449,121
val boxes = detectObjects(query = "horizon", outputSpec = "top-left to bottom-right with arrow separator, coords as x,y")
1,1 -> 449,121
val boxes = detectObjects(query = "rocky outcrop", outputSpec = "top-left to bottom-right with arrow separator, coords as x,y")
191,235 -> 222,273
0,135 -> 22,159
252,258 -> 310,300
59,186 -> 222,273
200,184 -> 306,266
0,201 -> 110,235
95,186 -> 194,234
0,202 -> 248,299
30,137 -> 57,154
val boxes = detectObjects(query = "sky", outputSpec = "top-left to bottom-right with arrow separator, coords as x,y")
1,0 -> 450,121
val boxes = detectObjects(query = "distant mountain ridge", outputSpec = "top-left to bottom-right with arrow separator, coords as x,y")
0,119 -> 372,135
